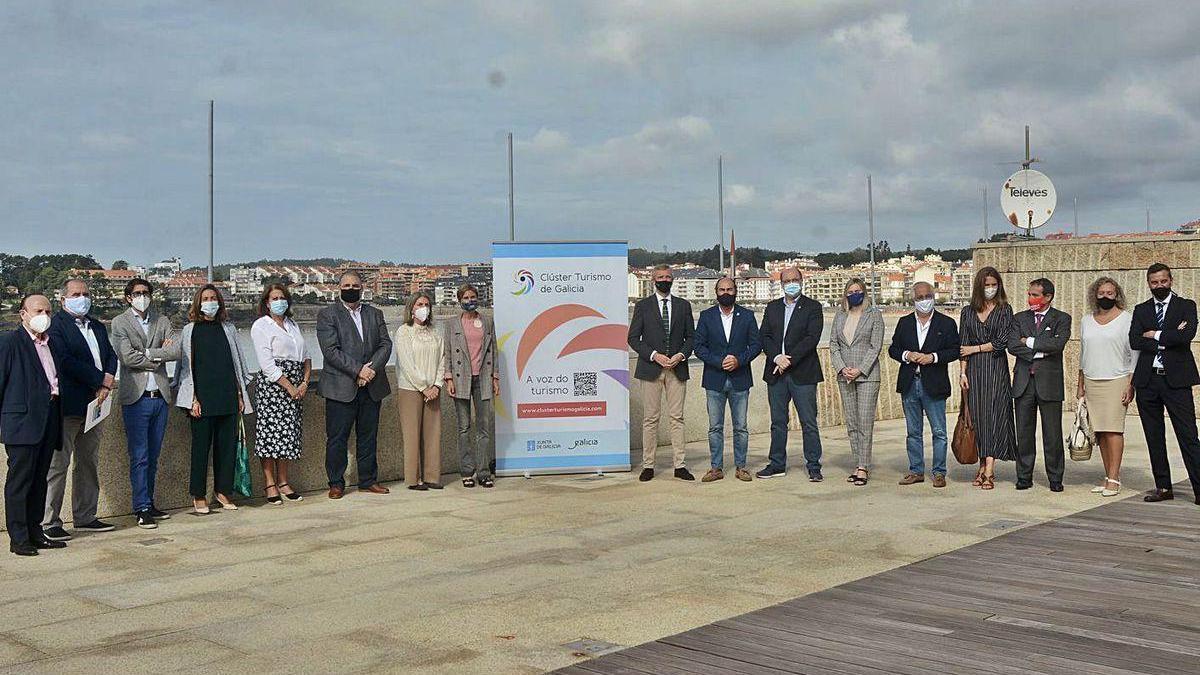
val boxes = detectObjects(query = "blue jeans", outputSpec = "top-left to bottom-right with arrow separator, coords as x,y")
706,381 -> 749,470
767,379 -> 822,472
122,395 -> 169,513
901,377 -> 948,476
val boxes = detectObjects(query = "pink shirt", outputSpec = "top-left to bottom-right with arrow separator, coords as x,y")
26,326 -> 59,396
462,315 -> 484,376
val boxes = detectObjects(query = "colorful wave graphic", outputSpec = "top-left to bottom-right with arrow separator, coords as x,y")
511,269 -> 535,296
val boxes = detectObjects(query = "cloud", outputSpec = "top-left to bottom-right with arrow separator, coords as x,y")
80,131 -> 136,152
725,184 -> 756,206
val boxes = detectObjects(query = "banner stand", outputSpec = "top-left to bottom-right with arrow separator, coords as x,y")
492,241 -> 631,476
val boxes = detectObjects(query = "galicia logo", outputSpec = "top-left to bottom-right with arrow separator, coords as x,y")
569,438 -> 599,450
511,269 -> 535,296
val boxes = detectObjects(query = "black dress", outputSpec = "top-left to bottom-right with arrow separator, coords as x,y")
959,304 -> 1017,461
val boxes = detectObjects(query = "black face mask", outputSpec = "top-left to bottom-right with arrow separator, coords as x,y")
717,293 -> 736,307
655,280 -> 673,294
1096,297 -> 1117,311
1151,286 -> 1171,301
341,288 -> 362,304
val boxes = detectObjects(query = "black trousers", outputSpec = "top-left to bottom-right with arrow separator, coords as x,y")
189,414 -> 237,498
325,387 -> 381,489
1136,375 -> 1200,494
4,398 -> 60,544
1015,381 -> 1064,485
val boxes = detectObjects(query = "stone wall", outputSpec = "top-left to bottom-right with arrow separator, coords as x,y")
973,233 -> 1200,414
1,347 -> 962,528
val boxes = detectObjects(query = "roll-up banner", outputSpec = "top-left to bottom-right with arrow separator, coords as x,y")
492,241 -> 631,476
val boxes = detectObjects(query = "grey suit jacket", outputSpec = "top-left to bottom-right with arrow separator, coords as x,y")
110,308 -> 176,406
316,302 -> 392,403
442,312 -> 498,400
1009,306 -> 1071,401
159,321 -> 254,413
828,306 -> 884,383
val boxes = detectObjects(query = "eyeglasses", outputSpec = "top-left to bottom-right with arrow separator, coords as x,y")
130,291 -> 151,298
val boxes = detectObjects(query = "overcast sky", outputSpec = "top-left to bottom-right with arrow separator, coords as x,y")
3,1 -> 1198,267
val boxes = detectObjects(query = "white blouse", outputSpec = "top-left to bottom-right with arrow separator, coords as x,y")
394,323 -> 445,392
250,315 -> 308,382
1079,311 -> 1135,380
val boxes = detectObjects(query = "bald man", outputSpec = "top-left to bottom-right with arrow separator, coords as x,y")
0,295 -> 66,556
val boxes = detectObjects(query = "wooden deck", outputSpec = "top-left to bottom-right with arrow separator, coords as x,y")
557,487 -> 1200,675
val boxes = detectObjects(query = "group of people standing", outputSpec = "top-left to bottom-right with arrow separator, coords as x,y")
629,262 -> 1200,507
0,271 -> 498,556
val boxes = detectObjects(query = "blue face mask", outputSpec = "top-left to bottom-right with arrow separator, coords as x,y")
847,291 -> 865,307
64,295 -> 91,316
783,282 -> 802,297
269,299 -> 289,316
461,300 -> 478,312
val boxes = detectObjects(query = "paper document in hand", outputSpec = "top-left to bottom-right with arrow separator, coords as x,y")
84,396 -> 113,432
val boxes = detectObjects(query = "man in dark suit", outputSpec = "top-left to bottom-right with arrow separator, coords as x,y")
0,295 -> 66,556
1129,262 -> 1200,504
317,271 -> 393,499
1009,278 -> 1072,492
888,282 -> 960,488
693,277 -> 761,482
757,267 -> 825,481
627,264 -> 695,481
42,279 -> 119,541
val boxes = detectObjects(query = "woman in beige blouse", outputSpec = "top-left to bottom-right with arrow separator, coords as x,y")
394,292 -> 446,491
829,278 -> 884,486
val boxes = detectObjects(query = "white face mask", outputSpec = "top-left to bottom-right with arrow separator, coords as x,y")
413,306 -> 430,323
983,286 -> 998,300
131,296 -> 151,313
200,301 -> 220,318
914,298 -> 936,314
28,313 -> 51,334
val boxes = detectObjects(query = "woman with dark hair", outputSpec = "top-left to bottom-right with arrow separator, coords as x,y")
394,292 -> 445,490
1077,276 -> 1135,497
250,284 -> 310,505
958,266 -> 1017,490
443,284 -> 499,488
169,284 -> 254,514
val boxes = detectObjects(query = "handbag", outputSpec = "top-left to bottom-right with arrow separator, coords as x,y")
234,417 -> 253,497
952,395 -> 979,465
1067,397 -> 1096,461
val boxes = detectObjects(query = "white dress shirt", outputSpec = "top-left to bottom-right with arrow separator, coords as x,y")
774,296 -> 799,368
74,316 -> 103,370
902,313 -> 939,370
650,292 -> 672,361
1152,292 -> 1173,368
720,306 -> 734,341
345,302 -> 364,339
136,311 -> 159,392
251,316 -> 308,383
1023,308 -> 1049,360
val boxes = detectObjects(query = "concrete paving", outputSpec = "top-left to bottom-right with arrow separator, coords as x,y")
0,413 -> 1192,674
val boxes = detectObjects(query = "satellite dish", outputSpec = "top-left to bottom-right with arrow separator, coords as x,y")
1000,169 -> 1056,231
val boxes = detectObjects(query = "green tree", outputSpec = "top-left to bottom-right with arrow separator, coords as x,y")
112,259 -> 129,270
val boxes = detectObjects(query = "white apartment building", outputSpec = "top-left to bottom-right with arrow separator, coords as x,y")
952,262 -> 975,304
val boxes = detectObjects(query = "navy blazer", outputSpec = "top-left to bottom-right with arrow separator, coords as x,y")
1129,293 -> 1200,389
887,311 -> 960,400
0,328 -> 65,448
693,304 -> 762,391
759,295 -> 824,385
47,310 -> 118,418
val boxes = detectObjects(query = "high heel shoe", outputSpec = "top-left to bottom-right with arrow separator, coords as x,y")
265,484 -> 282,506
192,499 -> 210,515
1091,477 -> 1110,494
214,495 -> 239,511
278,483 -> 303,501
1101,479 -> 1121,497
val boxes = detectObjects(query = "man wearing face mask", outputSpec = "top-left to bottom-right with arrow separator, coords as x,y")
1129,263 -> 1200,504
627,264 -> 695,481
111,278 -> 178,528
316,271 -> 393,498
693,277 -> 761,482
758,267 -> 824,481
1009,278 -> 1071,492
41,279 -> 118,541
889,282 -> 960,488
0,295 -> 66,555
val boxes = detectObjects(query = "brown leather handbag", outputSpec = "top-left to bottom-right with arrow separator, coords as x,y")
952,396 -> 979,465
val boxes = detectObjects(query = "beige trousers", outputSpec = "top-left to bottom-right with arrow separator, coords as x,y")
641,370 -> 688,469
398,389 -> 442,484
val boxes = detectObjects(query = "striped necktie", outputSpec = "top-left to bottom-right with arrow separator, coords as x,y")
1156,301 -> 1166,329
661,297 -> 671,344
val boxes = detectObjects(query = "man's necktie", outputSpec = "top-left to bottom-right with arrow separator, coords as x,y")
661,298 -> 671,346
1156,301 -> 1166,329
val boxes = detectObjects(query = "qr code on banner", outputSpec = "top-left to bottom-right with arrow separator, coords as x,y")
573,372 -> 598,397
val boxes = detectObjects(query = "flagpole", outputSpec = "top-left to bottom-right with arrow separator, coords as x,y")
208,100 -> 214,283
717,155 -> 725,273
867,174 -> 876,304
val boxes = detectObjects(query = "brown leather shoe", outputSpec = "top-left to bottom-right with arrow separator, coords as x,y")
328,486 -> 344,500
931,474 -> 947,488
701,468 -> 724,482
362,484 -> 390,494
735,467 -> 753,482
898,473 -> 925,485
